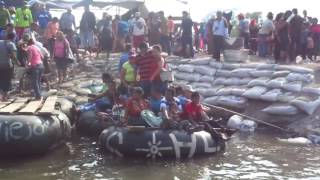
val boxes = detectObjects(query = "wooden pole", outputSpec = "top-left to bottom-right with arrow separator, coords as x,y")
202,103 -> 292,133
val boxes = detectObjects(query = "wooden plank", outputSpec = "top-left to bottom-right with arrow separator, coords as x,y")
38,96 -> 57,115
0,98 -> 29,114
18,99 -> 44,115
0,99 -> 14,109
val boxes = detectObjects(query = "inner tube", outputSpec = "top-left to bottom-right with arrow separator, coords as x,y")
0,111 -> 71,155
76,111 -> 111,137
99,126 -> 225,159
57,98 -> 75,122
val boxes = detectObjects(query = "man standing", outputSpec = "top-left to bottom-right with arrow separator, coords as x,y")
15,1 -> 33,40
131,12 -> 147,49
258,12 -> 274,57
0,1 -> 11,35
135,42 -> 161,97
0,33 -> 17,101
159,11 -> 171,55
289,8 -> 304,63
238,13 -> 250,49
35,4 -> 52,35
168,16 -> 175,49
180,11 -> 194,58
60,8 -> 76,34
212,11 -> 229,61
79,5 -> 96,55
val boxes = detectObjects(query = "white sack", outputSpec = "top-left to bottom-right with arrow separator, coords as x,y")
242,86 -> 268,99
291,96 -> 320,115
262,104 -> 299,115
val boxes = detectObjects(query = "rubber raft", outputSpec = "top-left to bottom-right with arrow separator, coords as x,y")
99,127 -> 225,159
0,97 -> 74,155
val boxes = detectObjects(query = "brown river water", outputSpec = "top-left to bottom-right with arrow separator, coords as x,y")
0,130 -> 319,180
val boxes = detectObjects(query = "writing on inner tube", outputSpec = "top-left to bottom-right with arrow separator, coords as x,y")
0,121 -> 46,142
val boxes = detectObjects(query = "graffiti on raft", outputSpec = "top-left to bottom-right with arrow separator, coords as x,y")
0,121 -> 46,142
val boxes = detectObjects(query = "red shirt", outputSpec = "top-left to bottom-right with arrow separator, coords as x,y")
136,52 -> 159,81
184,102 -> 203,121
126,98 -> 149,118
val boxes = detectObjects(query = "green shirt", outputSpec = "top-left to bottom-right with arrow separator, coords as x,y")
0,9 -> 10,28
15,8 -> 33,28
122,61 -> 135,83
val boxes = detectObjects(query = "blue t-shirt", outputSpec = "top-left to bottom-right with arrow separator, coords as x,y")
149,96 -> 163,114
36,10 -> 52,29
178,95 -> 189,108
118,20 -> 129,37
118,52 -> 129,73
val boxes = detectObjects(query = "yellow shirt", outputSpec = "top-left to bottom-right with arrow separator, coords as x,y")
122,61 -> 135,83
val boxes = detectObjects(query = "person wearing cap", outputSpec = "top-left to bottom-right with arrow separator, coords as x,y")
35,3 -> 52,35
60,7 -> 76,34
0,32 -> 17,101
130,11 -> 147,48
238,13 -> 250,49
15,1 -> 33,40
0,1 -> 11,35
258,12 -> 274,57
120,51 -> 137,93
179,11 -> 194,58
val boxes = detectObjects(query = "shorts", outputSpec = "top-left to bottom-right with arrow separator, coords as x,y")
133,35 -> 145,48
54,57 -> 69,71
80,31 -> 95,49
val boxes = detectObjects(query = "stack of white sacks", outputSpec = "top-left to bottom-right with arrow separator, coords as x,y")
169,57 -> 320,116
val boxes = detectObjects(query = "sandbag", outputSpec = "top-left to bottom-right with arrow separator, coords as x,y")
193,66 -> 216,76
190,82 -> 212,89
177,64 -> 195,73
221,77 -> 240,86
277,93 -> 296,103
238,78 -> 254,85
262,104 -> 299,115
249,70 -> 274,78
73,88 -> 92,96
231,86 -> 248,96
209,61 -> 223,69
172,80 -> 189,87
213,77 -> 227,85
291,96 -> 320,115
215,96 -> 248,109
222,63 -> 241,70
272,71 -> 291,78
277,137 -> 312,145
256,64 -> 277,70
167,64 -> 178,70
59,82 -> 74,88
240,63 -> 260,69
231,68 -> 252,78
199,75 -> 215,82
260,89 -> 283,102
202,86 -> 224,97
203,96 -> 219,105
248,77 -> 270,87
189,57 -> 212,65
266,77 -> 287,89
175,72 -> 201,82
282,81 -> 303,92
277,65 -> 314,74
286,73 -> 314,83
302,85 -> 320,96
194,88 -> 207,96
242,86 -> 268,99
216,70 -> 233,77
215,87 -> 234,96
75,96 -> 89,105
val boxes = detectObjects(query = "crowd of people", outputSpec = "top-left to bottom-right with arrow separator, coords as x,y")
0,1 -> 320,129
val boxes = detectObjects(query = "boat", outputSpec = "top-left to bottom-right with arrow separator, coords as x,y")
0,96 -> 72,155
99,126 -> 227,159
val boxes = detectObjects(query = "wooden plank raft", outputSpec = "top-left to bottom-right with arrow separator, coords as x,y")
37,96 -> 58,115
0,98 -> 29,114
0,99 -> 14,109
18,99 -> 44,115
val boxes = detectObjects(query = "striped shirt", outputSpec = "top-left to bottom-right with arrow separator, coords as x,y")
135,52 -> 158,81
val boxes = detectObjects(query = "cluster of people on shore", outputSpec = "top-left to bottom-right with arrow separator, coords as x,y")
236,9 -> 320,64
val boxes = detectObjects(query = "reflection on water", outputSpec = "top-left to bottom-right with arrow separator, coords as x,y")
0,132 -> 320,180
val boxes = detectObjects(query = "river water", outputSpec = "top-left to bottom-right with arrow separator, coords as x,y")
0,130 -> 319,180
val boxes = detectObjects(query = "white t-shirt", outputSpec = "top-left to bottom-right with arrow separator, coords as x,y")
132,17 -> 146,36
259,19 -> 274,35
